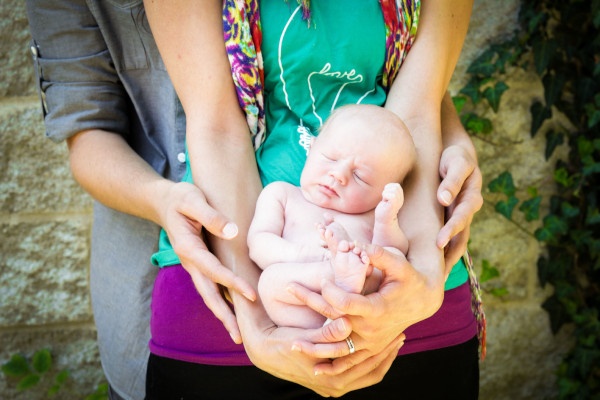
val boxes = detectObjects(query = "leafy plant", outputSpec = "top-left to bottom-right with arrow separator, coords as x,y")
518,1 -> 600,398
457,1 -> 600,398
1,349 -> 67,395
479,259 -> 509,298
453,39 -> 522,138
1,349 -> 108,399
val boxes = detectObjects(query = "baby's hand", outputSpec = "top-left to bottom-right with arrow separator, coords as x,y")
316,213 -> 336,248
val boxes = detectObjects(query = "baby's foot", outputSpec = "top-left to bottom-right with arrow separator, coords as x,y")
374,183 -> 404,225
324,223 -> 369,294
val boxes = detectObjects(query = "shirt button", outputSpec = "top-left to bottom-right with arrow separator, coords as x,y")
177,152 -> 186,163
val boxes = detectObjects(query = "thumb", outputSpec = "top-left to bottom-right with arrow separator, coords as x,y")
364,244 -> 409,274
187,200 -> 239,240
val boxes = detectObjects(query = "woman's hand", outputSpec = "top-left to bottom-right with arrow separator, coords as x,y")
159,181 -> 257,342
286,245 -> 440,376
436,144 -> 483,270
239,313 -> 405,397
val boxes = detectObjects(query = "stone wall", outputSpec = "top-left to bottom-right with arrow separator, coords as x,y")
0,0 -> 573,399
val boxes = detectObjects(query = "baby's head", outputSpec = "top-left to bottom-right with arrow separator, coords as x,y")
300,104 -> 417,214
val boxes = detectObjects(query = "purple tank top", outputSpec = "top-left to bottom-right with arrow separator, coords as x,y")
149,265 -> 476,364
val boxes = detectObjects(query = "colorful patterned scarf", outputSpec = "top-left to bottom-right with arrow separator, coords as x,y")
222,0 -> 486,360
223,0 -> 420,150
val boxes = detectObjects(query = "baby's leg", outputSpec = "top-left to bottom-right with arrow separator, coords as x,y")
258,261 -> 331,329
373,183 -> 409,253
324,222 -> 370,294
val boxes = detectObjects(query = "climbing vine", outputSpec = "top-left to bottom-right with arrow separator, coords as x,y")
456,1 -> 600,398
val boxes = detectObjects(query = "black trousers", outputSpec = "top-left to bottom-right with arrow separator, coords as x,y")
145,336 -> 479,400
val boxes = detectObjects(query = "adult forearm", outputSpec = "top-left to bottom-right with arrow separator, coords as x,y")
383,0 -> 474,289
67,129 -> 170,226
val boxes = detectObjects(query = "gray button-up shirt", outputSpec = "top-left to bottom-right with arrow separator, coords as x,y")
26,1 -> 186,398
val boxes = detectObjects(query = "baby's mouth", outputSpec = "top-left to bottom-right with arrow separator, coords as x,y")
319,184 -> 338,197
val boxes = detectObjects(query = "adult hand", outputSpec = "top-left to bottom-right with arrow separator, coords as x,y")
160,181 -> 257,343
241,314 -> 405,397
286,245 -> 441,376
436,144 -> 483,270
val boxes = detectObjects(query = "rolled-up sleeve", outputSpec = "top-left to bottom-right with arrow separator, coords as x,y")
26,0 -> 130,143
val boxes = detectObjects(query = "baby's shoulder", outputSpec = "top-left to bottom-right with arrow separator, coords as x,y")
260,181 -> 300,200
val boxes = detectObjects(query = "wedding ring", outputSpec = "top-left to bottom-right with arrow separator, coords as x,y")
346,337 -> 356,354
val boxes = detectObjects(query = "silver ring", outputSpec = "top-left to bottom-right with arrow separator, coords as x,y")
345,337 -> 356,354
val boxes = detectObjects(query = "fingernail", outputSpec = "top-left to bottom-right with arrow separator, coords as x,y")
314,370 -> 322,376
222,222 -> 238,239
291,344 -> 301,352
243,290 -> 256,302
338,318 -> 348,332
441,190 -> 452,206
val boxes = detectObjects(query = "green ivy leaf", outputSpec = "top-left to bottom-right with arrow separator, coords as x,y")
545,130 -> 564,160
55,369 -> 70,384
535,214 -> 569,242
480,259 -> 500,282
495,196 -> 519,220
542,295 -> 571,334
537,256 -> 549,287
520,196 -> 542,221
461,113 -> 493,135
467,48 -> 497,76
582,160 -> 600,176
526,186 -> 538,198
1,354 -> 30,378
585,103 -> 600,128
561,201 -> 580,218
528,12 -> 547,34
530,101 -> 552,137
483,81 -> 509,112
48,384 -> 61,397
578,137 -> 595,158
488,171 -> 516,196
458,78 -> 482,104
554,167 -> 574,187
17,374 -> 41,391
32,349 -> 52,374
452,96 -> 467,114
594,0 -> 600,28
573,347 -> 600,377
533,38 -> 558,75
586,207 -> 600,225
489,287 -> 509,297
543,72 -> 566,107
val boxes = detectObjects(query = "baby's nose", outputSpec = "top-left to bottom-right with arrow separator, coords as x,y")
329,168 -> 348,185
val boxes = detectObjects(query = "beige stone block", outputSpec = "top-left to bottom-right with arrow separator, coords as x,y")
0,100 -> 92,214
0,0 -> 36,97
480,306 -> 573,400
0,328 -> 104,400
0,220 -> 92,326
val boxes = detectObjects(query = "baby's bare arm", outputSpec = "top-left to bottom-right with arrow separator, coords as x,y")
248,183 -> 328,269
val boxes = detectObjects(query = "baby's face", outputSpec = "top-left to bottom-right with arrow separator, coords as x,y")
300,111 -> 408,214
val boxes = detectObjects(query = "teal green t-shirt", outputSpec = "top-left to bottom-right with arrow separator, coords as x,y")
152,1 -> 468,290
